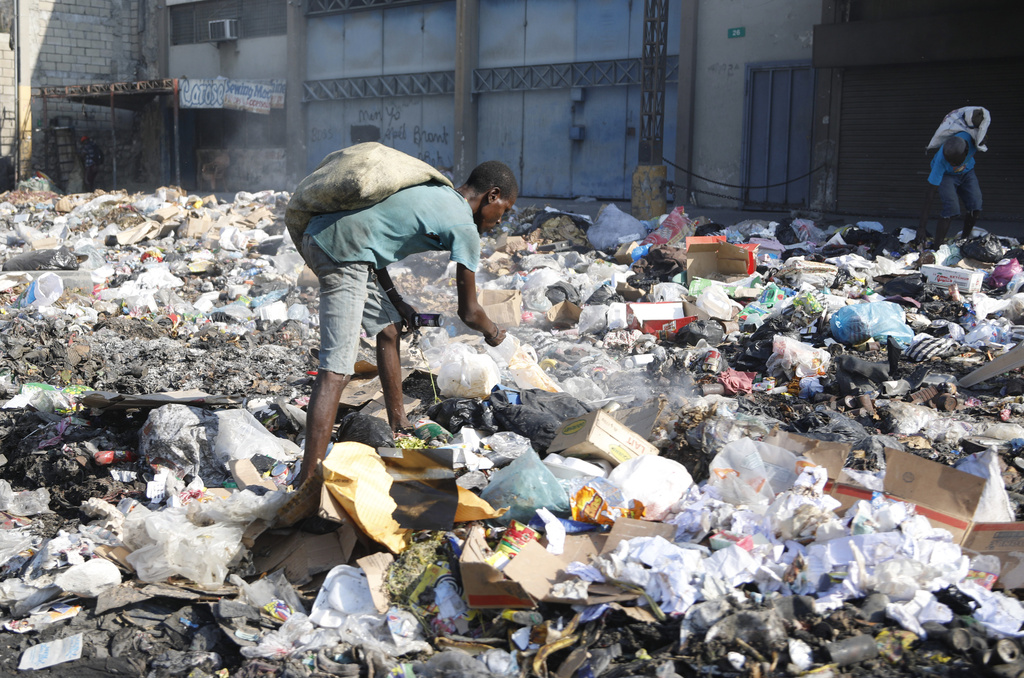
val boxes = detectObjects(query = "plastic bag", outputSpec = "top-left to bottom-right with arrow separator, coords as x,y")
0,480 -> 50,516
214,408 -> 301,467
2,247 -> 79,271
426,398 -> 498,435
607,456 -> 694,521
481,431 -> 534,467
961,234 -> 1005,263
708,438 -> 805,507
125,507 -> 245,585
989,258 -> 1023,289
830,302 -> 914,347
488,389 -> 590,453
337,412 -> 394,448
640,206 -> 693,247
766,336 -> 831,379
508,344 -> 561,393
479,449 -> 571,524
587,203 -> 646,251
16,273 -> 64,308
578,305 -> 609,335
678,320 -> 725,347
437,344 -> 500,398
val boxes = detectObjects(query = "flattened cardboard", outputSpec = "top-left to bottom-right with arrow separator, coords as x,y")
502,535 -> 605,604
763,430 -> 849,483
495,233 -> 528,253
603,517 -> 675,552
252,524 -> 358,585
462,521 -> 668,609
356,552 -> 395,613
229,458 -> 278,492
546,409 -> 659,465
479,289 -> 522,327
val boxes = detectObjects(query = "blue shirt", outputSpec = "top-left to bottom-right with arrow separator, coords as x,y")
928,131 -> 976,186
305,184 -> 481,272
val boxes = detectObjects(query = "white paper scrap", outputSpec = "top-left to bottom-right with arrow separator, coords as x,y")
19,633 -> 83,670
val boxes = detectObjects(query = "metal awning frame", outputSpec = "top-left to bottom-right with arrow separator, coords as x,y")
32,79 -> 182,188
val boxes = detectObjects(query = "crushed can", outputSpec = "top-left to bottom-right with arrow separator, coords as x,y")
703,349 -> 721,373
413,313 -> 444,328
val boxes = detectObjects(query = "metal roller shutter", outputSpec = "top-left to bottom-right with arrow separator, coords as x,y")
836,58 -> 1024,220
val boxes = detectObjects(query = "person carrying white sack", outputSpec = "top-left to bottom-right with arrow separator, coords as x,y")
916,106 -> 991,248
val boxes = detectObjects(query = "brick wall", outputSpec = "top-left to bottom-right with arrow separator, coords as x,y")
0,0 -> 161,191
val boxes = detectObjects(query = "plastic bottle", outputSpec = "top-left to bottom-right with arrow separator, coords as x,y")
485,335 -> 521,368
501,609 -> 543,626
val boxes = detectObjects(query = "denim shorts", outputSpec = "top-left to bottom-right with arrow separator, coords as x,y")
301,234 -> 401,375
937,168 -> 982,218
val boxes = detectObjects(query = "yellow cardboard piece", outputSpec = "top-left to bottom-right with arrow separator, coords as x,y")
454,487 -> 506,522
321,442 -> 411,554
322,444 -> 506,553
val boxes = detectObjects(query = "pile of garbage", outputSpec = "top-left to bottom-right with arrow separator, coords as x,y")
1,186 -> 1024,677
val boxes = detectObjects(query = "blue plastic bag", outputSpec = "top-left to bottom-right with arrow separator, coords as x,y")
830,301 -> 914,346
479,449 -> 570,525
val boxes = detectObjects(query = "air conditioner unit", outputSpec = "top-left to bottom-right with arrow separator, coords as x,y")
208,19 -> 238,41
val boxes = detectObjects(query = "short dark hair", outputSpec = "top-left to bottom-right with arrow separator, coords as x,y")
943,135 -> 968,164
465,161 -> 518,200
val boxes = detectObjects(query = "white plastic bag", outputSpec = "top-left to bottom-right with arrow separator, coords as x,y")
607,456 -> 694,521
587,203 -> 646,251
766,336 -> 831,379
437,344 -> 500,398
708,438 -> 806,507
955,449 -> 1014,522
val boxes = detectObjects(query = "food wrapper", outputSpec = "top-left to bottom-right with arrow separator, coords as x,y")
485,521 -> 538,570
569,478 -> 644,526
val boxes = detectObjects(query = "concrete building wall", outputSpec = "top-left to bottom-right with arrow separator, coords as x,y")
169,36 -> 287,80
0,28 -> 15,190
0,0 -> 160,190
688,0 -> 818,207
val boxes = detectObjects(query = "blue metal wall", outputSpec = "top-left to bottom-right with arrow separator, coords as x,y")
305,3 -> 457,170
303,0 -> 680,198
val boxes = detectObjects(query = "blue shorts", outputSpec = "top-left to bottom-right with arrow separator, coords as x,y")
301,234 -> 402,375
937,169 -> 982,219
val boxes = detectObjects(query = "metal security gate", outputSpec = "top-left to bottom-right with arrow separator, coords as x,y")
836,58 -> 1024,219
302,0 -> 680,199
474,0 -> 679,200
741,62 -> 814,208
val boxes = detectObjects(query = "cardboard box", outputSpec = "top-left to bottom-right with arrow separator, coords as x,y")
962,524 -> 1024,589
614,241 -> 640,264
495,233 -> 528,253
545,300 -> 581,328
921,264 -> 985,293
478,289 -> 522,327
684,236 -> 758,283
758,430 -> 1024,589
460,520 -> 671,609
547,409 -> 659,465
625,301 -> 697,338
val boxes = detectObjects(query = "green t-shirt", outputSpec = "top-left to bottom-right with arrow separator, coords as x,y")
305,183 -> 480,272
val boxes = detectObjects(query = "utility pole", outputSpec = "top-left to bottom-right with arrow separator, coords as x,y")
632,0 -> 668,220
